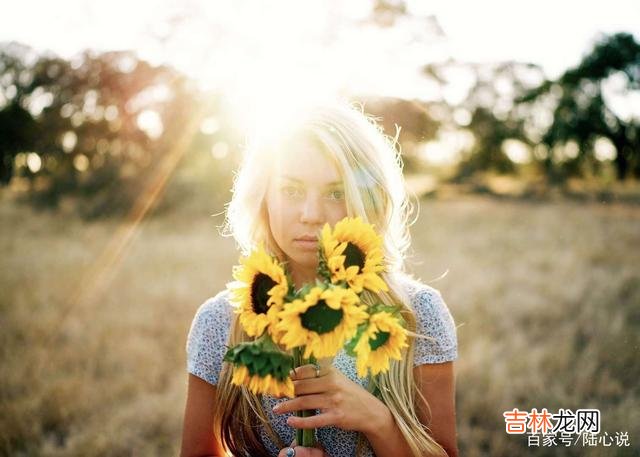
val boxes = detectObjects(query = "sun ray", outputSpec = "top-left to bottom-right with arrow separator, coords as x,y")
34,93 -> 216,375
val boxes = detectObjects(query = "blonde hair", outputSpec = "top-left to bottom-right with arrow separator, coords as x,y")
217,101 -> 447,457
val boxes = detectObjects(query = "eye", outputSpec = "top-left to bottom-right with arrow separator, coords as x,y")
281,185 -> 303,198
326,189 -> 345,201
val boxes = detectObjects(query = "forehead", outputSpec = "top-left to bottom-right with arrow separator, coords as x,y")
271,135 -> 343,185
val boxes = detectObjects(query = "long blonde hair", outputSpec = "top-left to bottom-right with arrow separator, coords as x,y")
217,101 -> 447,457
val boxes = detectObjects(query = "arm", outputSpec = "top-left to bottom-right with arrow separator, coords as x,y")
414,361 -> 458,456
180,374 -> 226,457
409,285 -> 459,455
364,361 -> 458,457
362,403 -> 414,457
183,294 -> 233,456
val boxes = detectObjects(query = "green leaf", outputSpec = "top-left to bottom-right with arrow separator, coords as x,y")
257,361 -> 271,377
253,355 -> 267,371
240,350 -> 253,366
344,323 -> 368,357
223,350 -> 234,363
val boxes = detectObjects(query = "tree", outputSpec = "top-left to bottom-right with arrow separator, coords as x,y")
423,60 -> 544,179
518,32 -> 640,180
0,43 -> 208,216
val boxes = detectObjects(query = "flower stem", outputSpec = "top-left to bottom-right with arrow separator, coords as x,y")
301,410 -> 315,447
292,347 -> 316,447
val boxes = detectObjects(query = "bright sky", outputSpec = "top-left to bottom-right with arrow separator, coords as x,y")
410,0 -> 640,76
2,0 -> 638,167
2,0 -> 638,88
1,0 -> 639,133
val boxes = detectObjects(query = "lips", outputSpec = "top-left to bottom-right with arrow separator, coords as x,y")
293,235 -> 319,250
295,235 -> 318,242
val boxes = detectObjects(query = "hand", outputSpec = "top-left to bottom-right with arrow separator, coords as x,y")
278,439 -> 330,457
272,363 -> 389,435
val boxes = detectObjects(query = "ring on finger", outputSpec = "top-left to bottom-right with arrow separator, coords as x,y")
285,447 -> 296,457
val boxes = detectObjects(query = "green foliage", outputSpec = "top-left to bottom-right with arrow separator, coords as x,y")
223,335 -> 294,380
420,33 -> 640,184
1,32 -> 639,220
0,43 -> 236,218
519,33 -> 640,181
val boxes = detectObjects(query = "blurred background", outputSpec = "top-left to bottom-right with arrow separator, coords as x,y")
1,0 -> 639,456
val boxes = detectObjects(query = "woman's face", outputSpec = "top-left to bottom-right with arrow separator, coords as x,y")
265,137 -> 348,274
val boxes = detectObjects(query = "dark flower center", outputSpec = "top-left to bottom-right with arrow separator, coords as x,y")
343,242 -> 365,270
300,299 -> 344,334
251,273 -> 277,314
369,331 -> 390,350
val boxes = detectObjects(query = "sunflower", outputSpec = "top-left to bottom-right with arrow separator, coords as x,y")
227,244 -> 289,338
275,285 -> 369,359
354,311 -> 408,377
224,336 -> 295,398
319,217 -> 388,294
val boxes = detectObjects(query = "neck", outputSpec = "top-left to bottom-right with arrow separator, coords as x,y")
289,263 -> 318,290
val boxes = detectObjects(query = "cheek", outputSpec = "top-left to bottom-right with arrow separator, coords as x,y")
326,202 -> 348,224
266,195 -> 296,239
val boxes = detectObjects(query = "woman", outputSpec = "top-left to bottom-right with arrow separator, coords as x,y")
180,101 -> 459,457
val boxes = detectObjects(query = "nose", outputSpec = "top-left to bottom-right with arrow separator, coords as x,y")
300,193 -> 324,225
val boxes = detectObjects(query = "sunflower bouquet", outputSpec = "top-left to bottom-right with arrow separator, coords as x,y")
224,216 -> 408,447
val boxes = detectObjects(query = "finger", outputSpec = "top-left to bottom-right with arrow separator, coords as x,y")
307,446 -> 328,457
287,411 -> 335,429
297,440 -> 328,455
293,376 -> 331,396
273,394 -> 326,415
290,437 -> 324,453
290,364 -> 329,380
290,364 -> 320,380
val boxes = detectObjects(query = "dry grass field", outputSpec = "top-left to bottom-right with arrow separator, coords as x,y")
1,184 -> 639,456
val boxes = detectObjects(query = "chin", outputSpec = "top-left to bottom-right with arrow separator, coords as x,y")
288,250 -> 318,269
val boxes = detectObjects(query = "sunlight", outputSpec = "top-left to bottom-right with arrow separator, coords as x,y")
601,70 -> 640,122
40,98 -> 217,351
594,137 -> 617,161
502,139 -> 531,164
211,141 -> 229,160
73,154 -> 90,172
26,152 -> 42,172
221,65 -> 340,146
136,109 -> 164,139
420,129 -> 475,165
176,0 -> 443,135
197,1 -> 346,138
200,116 -> 220,135
62,131 -> 78,153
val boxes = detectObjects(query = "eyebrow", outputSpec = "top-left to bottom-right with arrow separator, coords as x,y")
280,175 -> 343,186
